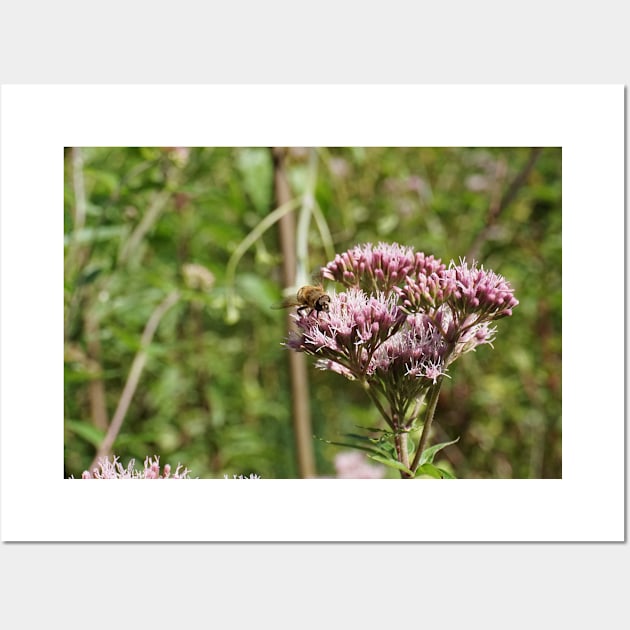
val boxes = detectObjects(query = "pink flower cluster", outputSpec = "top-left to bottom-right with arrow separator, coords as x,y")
287,243 -> 518,412
321,242 -> 444,294
445,260 -> 519,318
285,242 -> 519,476
287,288 -> 406,377
401,259 -> 519,319
79,455 -> 192,479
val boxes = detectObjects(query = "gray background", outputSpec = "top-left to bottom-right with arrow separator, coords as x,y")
1,1 -> 627,629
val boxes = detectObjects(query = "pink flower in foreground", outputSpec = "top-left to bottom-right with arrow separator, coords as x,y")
78,455 -> 192,479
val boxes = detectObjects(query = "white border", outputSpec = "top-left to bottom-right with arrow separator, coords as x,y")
0,85 -> 624,541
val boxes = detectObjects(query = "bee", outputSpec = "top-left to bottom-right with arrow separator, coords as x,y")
272,284 -> 331,317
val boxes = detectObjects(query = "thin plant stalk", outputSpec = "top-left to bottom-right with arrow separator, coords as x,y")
295,148 -> 318,285
88,290 -> 180,472
224,197 -> 301,323
410,377 -> 444,473
272,147 -> 316,478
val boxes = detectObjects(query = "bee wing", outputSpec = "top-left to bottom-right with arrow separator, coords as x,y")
270,296 -> 299,310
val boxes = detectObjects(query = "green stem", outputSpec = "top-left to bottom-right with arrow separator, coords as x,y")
410,377 -> 444,473
295,149 -> 318,285
89,290 -> 180,471
312,200 -> 336,264
224,197 -> 301,323
398,430 -> 411,477
405,395 -> 426,429
362,380 -> 394,430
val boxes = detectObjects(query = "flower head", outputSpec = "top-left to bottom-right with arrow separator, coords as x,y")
321,242 -> 443,294
286,242 -> 518,440
445,259 -> 519,319
287,288 -> 406,378
372,315 -> 448,381
77,455 -> 192,479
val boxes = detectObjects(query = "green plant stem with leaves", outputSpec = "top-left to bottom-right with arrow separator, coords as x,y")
356,374 -> 453,478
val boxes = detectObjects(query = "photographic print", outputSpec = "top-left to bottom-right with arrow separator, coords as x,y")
1,85 -> 623,541
63,146 -> 561,482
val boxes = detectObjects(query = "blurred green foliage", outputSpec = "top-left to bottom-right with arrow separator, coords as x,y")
64,147 -> 561,479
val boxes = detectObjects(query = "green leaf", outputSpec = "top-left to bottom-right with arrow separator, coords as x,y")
435,467 -> 456,479
414,463 -> 444,479
237,273 -> 280,312
341,432 -> 399,459
65,420 -> 105,448
352,424 -> 390,434
417,436 -> 460,466
235,148 -> 273,213
367,454 -> 414,476
342,432 -> 383,443
314,436 -> 390,459
77,267 -> 104,287
63,225 -> 126,246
